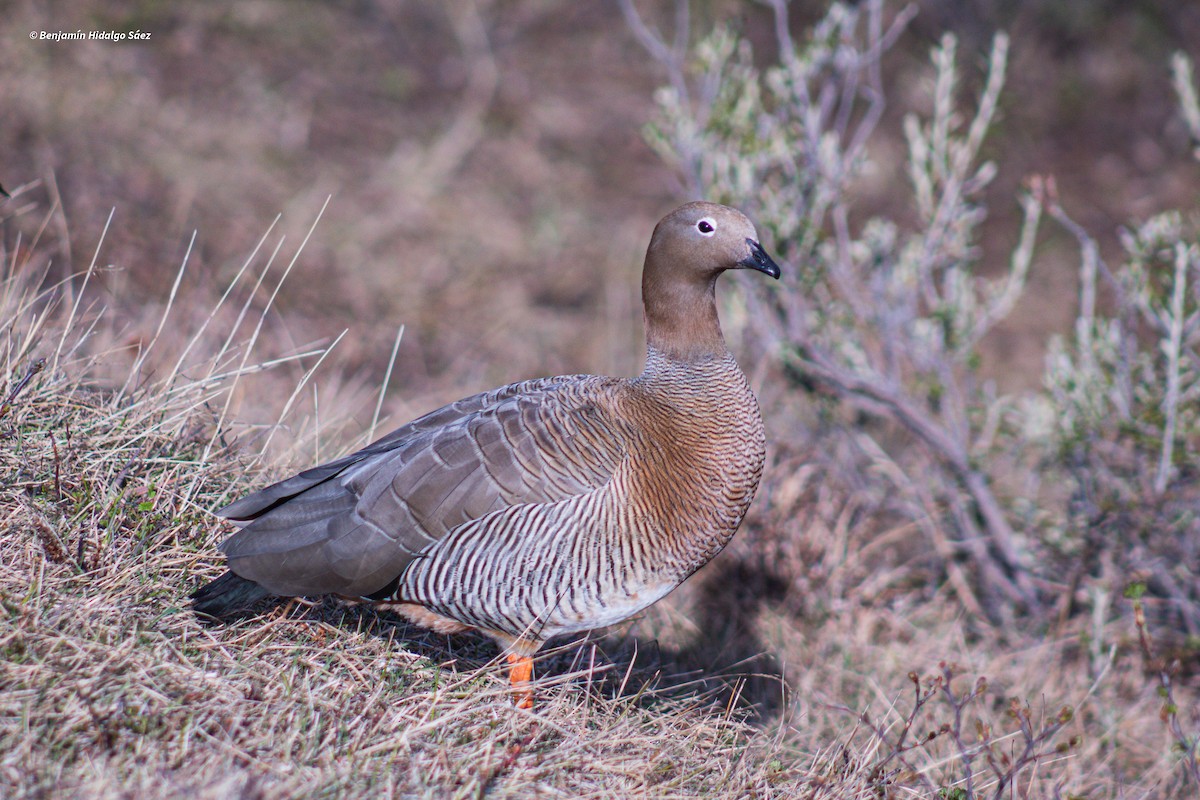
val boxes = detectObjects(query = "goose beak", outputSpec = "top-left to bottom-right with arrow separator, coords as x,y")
739,239 -> 781,279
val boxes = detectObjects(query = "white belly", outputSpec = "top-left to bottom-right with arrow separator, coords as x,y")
547,577 -> 678,636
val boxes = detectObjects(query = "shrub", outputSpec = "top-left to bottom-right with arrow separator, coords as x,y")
626,0 -> 1200,638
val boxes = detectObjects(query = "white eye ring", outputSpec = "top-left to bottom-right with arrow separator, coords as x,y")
696,218 -> 716,236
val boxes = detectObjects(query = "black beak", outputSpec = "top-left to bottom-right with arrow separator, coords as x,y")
739,239 -> 781,279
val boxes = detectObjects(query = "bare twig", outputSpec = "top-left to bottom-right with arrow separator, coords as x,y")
784,347 -> 1036,607
0,357 -> 45,420
1155,241 -> 1191,495
377,0 -> 499,205
618,0 -> 703,195
1172,52 -> 1200,159
1131,585 -> 1200,788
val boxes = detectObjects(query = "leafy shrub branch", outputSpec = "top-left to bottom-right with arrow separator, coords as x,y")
627,0 -> 1200,637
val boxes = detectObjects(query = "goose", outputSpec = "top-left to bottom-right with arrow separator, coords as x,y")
193,201 -> 780,707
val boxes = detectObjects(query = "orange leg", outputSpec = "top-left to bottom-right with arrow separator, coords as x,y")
506,653 -> 535,709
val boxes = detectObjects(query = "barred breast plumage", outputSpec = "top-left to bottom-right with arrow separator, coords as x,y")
192,201 -> 781,706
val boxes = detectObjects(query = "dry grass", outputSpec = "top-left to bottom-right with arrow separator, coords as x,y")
4,2 -> 1200,797
0,225 -> 811,799
1,197 -> 1197,800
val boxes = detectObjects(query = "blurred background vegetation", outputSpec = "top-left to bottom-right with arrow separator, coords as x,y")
4,0 -> 1197,399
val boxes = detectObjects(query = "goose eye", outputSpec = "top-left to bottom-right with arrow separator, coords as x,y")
696,219 -> 715,236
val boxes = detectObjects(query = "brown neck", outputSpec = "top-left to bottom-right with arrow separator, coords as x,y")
641,272 -> 727,363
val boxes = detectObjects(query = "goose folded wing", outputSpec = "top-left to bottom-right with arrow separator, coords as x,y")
216,375 -> 628,597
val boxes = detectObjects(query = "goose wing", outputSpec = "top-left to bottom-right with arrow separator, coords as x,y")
217,375 -> 630,597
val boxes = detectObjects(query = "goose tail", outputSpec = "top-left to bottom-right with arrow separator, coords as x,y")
191,570 -> 271,616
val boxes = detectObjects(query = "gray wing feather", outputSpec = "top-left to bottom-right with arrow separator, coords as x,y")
218,375 -> 627,597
